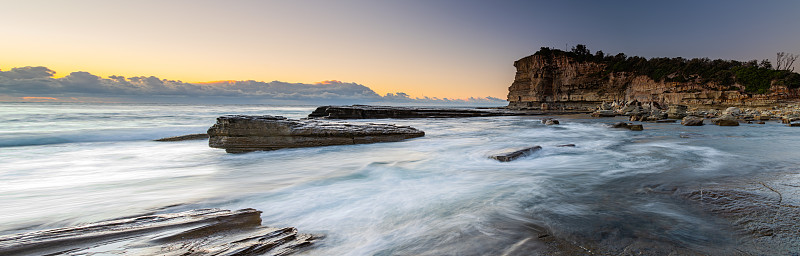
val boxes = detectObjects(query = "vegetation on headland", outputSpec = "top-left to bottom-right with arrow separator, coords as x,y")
533,45 -> 800,94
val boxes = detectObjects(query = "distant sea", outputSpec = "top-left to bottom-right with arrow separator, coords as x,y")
1,102 -> 799,255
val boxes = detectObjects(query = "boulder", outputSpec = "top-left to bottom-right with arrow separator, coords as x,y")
712,114 -> 739,126
666,105 -> 688,119
611,122 -> 643,131
207,115 -> 425,153
490,146 -> 542,162
790,123 -> 800,127
722,107 -> 741,116
0,208 -> 317,256
680,116 -> 704,126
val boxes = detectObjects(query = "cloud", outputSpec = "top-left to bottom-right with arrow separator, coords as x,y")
0,66 -> 507,106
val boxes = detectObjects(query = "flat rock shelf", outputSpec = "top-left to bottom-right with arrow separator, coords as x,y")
308,105 -> 524,119
207,115 -> 425,153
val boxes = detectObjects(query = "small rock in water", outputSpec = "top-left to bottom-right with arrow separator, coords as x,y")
611,122 -> 643,131
542,118 -> 560,125
757,121 -> 766,124
789,123 -> 800,127
490,146 -> 542,162
557,144 -> 576,147
712,114 -> 739,126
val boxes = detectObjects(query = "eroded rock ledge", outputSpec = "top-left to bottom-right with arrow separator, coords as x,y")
208,115 -> 425,153
309,105 -> 543,119
0,208 -> 317,256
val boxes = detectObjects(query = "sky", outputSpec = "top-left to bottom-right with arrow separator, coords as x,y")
1,0 -> 799,104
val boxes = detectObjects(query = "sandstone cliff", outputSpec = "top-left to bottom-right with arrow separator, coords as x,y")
507,51 -> 800,110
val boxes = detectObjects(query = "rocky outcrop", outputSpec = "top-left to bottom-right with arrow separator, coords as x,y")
681,173 -> 800,254
207,115 -> 425,153
507,54 -> 800,110
0,208 -> 317,256
309,105 -> 526,119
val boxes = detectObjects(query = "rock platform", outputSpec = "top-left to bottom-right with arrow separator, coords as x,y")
308,105 -> 524,119
208,115 -> 425,153
0,208 -> 317,256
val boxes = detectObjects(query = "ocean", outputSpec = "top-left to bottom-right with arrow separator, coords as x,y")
1,102 -> 798,255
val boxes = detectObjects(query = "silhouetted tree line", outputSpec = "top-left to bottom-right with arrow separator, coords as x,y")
533,45 -> 800,94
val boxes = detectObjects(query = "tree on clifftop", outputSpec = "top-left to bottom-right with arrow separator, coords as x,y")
776,52 -> 797,71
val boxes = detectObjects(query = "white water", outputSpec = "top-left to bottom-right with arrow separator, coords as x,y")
2,103 -> 799,255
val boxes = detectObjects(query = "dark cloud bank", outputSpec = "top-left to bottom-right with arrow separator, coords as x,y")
0,66 -> 507,106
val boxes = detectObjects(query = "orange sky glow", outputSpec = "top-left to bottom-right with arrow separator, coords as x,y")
0,1 -> 516,100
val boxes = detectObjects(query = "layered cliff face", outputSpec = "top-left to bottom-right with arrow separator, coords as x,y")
507,54 -> 800,110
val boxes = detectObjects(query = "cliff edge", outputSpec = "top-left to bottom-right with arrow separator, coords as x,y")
507,46 -> 800,110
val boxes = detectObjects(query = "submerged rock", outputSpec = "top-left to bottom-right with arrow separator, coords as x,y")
207,115 -> 425,153
491,146 -> 542,162
308,105 -> 520,119
154,133 -> 208,141
681,116 -> 704,126
0,208 -> 318,256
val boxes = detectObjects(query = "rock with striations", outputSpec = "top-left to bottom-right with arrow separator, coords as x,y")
208,115 -> 425,153
0,208 -> 317,256
308,105 -> 521,119
681,116 -> 704,126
